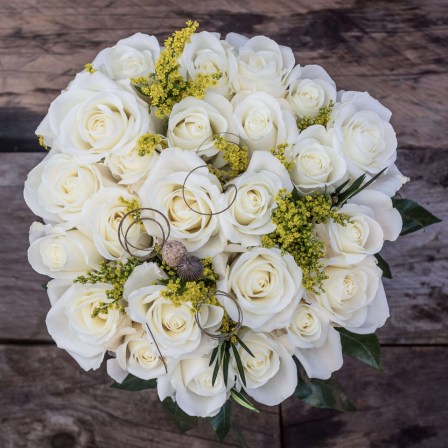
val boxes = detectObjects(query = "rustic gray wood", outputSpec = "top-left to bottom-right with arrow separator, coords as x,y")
0,344 -> 280,448
281,347 -> 448,448
0,0 -> 447,150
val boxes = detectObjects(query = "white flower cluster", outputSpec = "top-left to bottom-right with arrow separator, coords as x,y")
25,28 -> 407,418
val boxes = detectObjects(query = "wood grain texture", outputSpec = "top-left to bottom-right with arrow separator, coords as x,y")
1,150 -> 445,343
0,0 -> 447,150
281,346 -> 448,448
0,344 -> 280,448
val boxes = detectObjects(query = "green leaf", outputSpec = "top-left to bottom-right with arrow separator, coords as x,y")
334,168 -> 387,207
111,374 -> 157,391
235,335 -> 255,358
212,343 -> 223,386
230,389 -> 259,413
209,401 -> 232,442
231,343 -> 246,386
392,198 -> 441,236
336,328 -> 382,370
374,253 -> 392,279
294,361 -> 357,412
223,345 -> 230,386
209,345 -> 219,366
163,397 -> 198,432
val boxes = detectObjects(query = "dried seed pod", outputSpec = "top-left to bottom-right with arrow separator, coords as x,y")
161,240 -> 188,267
177,254 -> 204,281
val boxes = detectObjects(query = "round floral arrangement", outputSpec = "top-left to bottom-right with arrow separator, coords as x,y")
24,21 -> 440,441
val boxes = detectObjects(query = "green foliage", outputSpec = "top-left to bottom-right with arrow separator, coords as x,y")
375,253 -> 392,279
392,198 -> 441,236
163,397 -> 199,432
209,401 -> 232,442
111,374 -> 157,391
337,328 -> 382,370
331,168 -> 386,207
230,389 -> 259,413
262,189 -> 349,293
294,360 -> 357,412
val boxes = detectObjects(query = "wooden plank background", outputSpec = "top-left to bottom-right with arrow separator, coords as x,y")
0,0 -> 447,446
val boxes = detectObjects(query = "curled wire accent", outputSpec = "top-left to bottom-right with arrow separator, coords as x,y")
145,323 -> 168,374
180,131 -> 250,217
194,290 -> 243,341
118,207 -> 171,260
181,165 -> 238,216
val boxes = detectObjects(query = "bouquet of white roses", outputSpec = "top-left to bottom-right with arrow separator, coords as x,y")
24,21 -> 440,441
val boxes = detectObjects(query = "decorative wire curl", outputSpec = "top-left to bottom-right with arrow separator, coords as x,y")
194,290 -> 243,341
118,207 -> 171,260
181,131 -> 250,217
181,165 -> 238,216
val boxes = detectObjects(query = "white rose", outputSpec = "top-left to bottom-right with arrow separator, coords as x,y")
219,151 -> 292,246
129,289 -> 223,359
92,33 -> 160,80
106,140 -> 161,187
107,325 -> 169,383
78,187 -> 150,260
289,124 -> 346,192
46,282 -> 129,370
167,92 -> 238,159
158,356 -> 234,418
139,148 -> 226,258
332,91 -> 397,178
234,329 -> 297,406
349,189 -> 402,241
24,151 -> 106,227
309,256 -> 389,333
36,71 -> 152,162
179,31 -> 236,98
28,222 -> 102,279
218,247 -> 304,332
233,91 -> 298,153
317,205 -> 384,265
284,302 -> 343,379
286,65 -> 337,118
226,33 -> 295,97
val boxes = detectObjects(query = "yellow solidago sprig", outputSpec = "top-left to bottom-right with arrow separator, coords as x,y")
119,196 -> 141,222
37,135 -> 49,150
209,135 -> 249,183
297,100 -> 334,131
74,257 -> 143,318
262,189 -> 349,294
84,63 -> 97,74
270,143 -> 295,170
132,20 -> 220,119
136,133 -> 168,157
159,256 -> 237,339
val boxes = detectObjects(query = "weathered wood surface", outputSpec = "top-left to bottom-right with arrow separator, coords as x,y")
0,0 -> 447,150
281,346 -> 448,448
1,150 -> 446,344
1,346 -> 447,447
0,0 -> 447,447
0,344 -> 280,448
